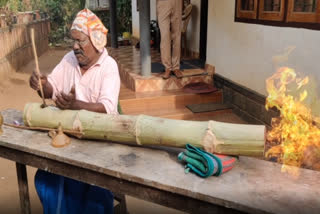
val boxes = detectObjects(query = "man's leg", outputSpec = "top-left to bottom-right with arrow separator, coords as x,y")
35,170 -> 114,214
157,0 -> 172,78
171,0 -> 183,78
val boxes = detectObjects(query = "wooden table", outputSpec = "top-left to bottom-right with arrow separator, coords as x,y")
1,109 -> 320,214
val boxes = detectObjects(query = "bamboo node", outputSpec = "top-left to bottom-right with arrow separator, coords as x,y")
135,115 -> 143,145
202,121 -> 224,153
72,112 -> 83,133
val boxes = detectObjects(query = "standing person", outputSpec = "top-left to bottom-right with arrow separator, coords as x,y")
29,9 -> 120,214
157,0 -> 183,79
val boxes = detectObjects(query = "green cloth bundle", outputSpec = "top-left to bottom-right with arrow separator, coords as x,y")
178,144 -> 237,177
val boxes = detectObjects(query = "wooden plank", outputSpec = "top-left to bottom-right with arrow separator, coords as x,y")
16,163 -> 31,214
0,145 -> 244,214
161,108 -> 233,121
122,106 -> 232,120
1,110 -> 320,214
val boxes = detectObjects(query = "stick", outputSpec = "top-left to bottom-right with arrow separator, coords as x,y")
4,122 -> 82,136
30,28 -> 47,108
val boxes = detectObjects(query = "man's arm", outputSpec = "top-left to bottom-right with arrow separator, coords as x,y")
97,60 -> 121,114
69,100 -> 106,113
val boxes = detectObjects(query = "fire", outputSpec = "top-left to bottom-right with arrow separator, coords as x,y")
265,67 -> 320,175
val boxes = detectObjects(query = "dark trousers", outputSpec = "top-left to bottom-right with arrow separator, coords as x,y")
35,170 -> 114,214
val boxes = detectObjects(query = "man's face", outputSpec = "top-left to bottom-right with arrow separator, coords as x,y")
71,30 -> 98,67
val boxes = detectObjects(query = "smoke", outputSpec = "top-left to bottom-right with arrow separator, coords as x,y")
271,46 -> 320,118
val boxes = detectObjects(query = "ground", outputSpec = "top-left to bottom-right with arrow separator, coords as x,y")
0,48 -> 185,214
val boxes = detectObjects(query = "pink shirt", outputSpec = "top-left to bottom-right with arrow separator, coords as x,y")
48,48 -> 120,114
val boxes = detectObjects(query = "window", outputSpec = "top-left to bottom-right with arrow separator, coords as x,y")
287,0 -> 320,23
259,0 -> 285,21
235,0 -> 320,29
236,0 -> 258,19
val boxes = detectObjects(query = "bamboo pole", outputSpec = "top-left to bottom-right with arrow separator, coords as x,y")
3,122 -> 82,136
23,103 -> 266,157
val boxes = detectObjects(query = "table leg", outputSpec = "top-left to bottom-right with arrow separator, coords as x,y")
16,163 -> 31,214
114,193 -> 128,214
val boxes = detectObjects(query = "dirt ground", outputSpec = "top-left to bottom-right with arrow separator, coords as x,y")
0,48 -> 184,214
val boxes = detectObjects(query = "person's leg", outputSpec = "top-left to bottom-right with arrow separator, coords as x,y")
35,170 -> 114,214
64,175 -> 114,214
171,0 -> 183,77
34,170 -> 62,214
157,0 -> 172,78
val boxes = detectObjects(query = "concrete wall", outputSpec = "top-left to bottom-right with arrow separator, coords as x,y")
0,20 -> 50,80
206,1 -> 320,96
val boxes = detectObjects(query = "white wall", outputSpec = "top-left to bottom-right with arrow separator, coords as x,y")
131,0 -> 139,38
131,0 -> 157,38
206,1 -> 320,96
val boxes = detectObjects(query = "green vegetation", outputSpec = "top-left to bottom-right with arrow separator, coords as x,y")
1,0 -> 132,44
117,0 -> 132,35
0,0 -> 8,8
43,0 -> 85,43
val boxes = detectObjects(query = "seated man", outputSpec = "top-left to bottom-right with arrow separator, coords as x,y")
29,9 -> 120,214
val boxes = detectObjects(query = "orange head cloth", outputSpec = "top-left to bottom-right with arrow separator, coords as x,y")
71,9 -> 108,52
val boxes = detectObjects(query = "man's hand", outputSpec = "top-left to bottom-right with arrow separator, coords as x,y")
55,86 -> 106,113
29,71 -> 48,91
55,87 -> 76,110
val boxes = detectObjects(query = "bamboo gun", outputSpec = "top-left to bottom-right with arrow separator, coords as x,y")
23,103 -> 266,157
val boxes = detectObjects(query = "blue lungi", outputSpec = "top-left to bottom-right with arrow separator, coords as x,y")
35,170 -> 114,214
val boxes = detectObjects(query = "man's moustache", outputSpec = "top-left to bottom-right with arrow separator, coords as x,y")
74,50 -> 83,55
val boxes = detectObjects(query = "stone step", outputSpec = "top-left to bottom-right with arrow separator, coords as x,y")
119,89 -> 223,115
123,106 -> 233,121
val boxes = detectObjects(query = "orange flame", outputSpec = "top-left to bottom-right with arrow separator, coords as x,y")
265,67 -> 320,175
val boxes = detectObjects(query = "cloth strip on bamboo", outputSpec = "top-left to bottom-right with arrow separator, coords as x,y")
178,144 -> 237,177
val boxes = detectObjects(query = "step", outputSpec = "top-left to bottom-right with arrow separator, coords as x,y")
162,108 -> 233,121
123,106 -> 233,121
119,89 -> 223,115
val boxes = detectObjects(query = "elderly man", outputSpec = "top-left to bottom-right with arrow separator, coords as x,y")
29,9 -> 119,214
